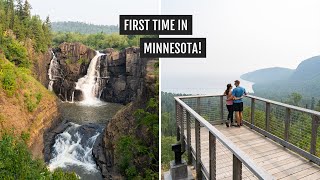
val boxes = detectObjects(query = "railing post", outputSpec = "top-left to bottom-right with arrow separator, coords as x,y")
197,97 -> 200,115
176,101 -> 180,141
233,154 -> 242,180
310,115 -> 319,155
209,132 -> 216,180
250,98 -> 255,128
284,108 -> 291,141
195,120 -> 202,179
265,102 -> 271,132
220,96 -> 224,120
186,111 -> 192,165
180,106 -> 185,152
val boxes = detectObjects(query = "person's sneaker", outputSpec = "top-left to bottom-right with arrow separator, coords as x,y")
240,122 -> 243,126
226,122 -> 230,127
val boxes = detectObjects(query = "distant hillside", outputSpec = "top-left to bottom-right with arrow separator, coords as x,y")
290,56 -> 320,81
52,21 -> 119,34
241,56 -> 320,103
241,67 -> 294,83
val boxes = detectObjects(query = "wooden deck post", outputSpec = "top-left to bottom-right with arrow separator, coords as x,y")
284,108 -> 291,141
209,132 -> 216,180
220,96 -> 224,121
251,98 -> 255,128
195,120 -> 202,179
176,101 -> 180,141
186,111 -> 192,165
233,154 -> 242,180
265,102 -> 271,132
310,115 -> 319,155
181,106 -> 185,152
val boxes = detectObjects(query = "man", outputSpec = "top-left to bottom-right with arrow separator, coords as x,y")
232,80 -> 247,127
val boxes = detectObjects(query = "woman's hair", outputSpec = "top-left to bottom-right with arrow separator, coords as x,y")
225,84 -> 232,95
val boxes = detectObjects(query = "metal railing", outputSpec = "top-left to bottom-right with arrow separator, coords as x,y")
175,94 -> 320,180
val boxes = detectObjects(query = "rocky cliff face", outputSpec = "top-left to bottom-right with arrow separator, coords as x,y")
0,56 -> 60,158
93,54 -> 158,179
48,43 -> 152,105
99,47 -> 148,104
49,42 -> 96,101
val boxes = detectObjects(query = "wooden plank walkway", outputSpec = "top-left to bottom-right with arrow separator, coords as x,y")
189,124 -> 320,179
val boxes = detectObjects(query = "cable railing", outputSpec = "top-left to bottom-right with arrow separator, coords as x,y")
175,95 -> 274,180
175,94 -> 320,179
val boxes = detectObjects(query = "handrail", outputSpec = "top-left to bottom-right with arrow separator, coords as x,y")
177,94 -> 320,116
246,94 -> 320,116
175,96 -> 274,180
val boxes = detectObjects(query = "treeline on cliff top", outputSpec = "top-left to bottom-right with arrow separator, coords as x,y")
0,0 -> 52,68
51,20 -> 155,50
52,32 -> 156,51
52,21 -> 119,34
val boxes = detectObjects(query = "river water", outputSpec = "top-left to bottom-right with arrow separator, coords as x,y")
48,102 -> 123,179
47,51 -> 123,179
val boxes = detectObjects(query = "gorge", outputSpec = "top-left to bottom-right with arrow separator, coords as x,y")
43,42 -> 158,179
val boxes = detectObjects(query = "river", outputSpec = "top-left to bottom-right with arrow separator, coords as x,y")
47,51 -> 123,179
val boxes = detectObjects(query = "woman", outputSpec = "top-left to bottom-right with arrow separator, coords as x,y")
224,84 -> 234,127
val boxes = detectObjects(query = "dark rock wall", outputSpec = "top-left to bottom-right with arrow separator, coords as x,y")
93,55 -> 158,179
50,42 -> 96,101
99,47 -> 147,104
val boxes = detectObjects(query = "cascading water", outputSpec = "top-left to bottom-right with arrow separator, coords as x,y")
48,51 -> 59,91
46,50 -> 122,179
75,51 -> 104,105
49,123 -> 103,179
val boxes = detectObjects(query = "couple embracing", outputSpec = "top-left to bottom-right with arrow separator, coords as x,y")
223,80 -> 247,127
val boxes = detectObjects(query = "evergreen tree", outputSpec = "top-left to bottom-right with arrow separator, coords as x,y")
16,0 -> 24,18
22,0 -> 31,19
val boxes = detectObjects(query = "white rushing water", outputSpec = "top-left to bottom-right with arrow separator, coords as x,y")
48,51 -> 59,91
75,51 -> 104,106
49,123 -> 100,172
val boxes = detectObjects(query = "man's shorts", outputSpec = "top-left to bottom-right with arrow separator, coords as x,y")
233,102 -> 243,112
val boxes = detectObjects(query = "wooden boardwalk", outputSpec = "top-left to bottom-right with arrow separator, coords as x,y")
189,124 -> 320,179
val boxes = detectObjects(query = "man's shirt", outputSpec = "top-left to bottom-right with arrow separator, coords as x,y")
232,86 -> 246,103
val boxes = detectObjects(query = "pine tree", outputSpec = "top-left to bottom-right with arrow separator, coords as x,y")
22,0 -> 31,19
16,0 -> 24,18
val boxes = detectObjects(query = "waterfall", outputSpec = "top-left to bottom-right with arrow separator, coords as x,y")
75,51 -> 104,106
48,51 -> 59,91
48,123 -> 100,172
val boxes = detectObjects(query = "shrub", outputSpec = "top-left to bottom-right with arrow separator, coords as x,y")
1,68 -> 17,97
0,133 -> 78,179
24,93 -> 37,112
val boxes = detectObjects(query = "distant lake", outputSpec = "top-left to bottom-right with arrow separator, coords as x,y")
161,74 -> 254,95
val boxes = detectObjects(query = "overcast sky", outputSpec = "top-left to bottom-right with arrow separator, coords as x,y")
161,0 -> 320,77
29,0 -> 159,25
28,0 -> 320,78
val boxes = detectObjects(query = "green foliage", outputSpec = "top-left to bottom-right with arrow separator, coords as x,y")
52,32 -> 157,50
115,135 -> 149,179
20,131 -> 30,143
0,133 -> 78,179
116,68 -> 159,179
161,136 -> 187,171
65,59 -> 71,64
161,92 -> 189,136
24,92 -> 42,112
77,58 -> 87,64
1,36 -> 29,68
0,0 -> 52,61
52,21 -> 119,34
0,64 -> 17,97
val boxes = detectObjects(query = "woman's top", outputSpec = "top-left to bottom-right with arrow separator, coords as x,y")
225,90 -> 233,105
